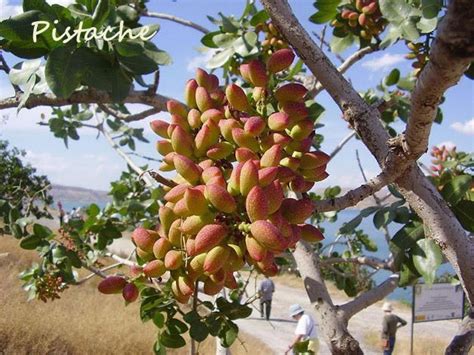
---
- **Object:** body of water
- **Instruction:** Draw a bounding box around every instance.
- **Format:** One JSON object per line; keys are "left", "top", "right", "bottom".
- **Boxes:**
{"left": 320, "top": 209, "right": 454, "bottom": 303}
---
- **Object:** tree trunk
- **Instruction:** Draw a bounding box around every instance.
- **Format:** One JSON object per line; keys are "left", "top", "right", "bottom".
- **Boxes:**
{"left": 293, "top": 241, "right": 363, "bottom": 354}
{"left": 445, "top": 311, "right": 474, "bottom": 354}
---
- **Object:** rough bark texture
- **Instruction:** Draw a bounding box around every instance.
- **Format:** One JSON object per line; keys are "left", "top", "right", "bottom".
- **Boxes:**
{"left": 445, "top": 311, "right": 474, "bottom": 355}
{"left": 0, "top": 89, "right": 170, "bottom": 111}
{"left": 293, "top": 241, "right": 363, "bottom": 355}
{"left": 405, "top": 0, "right": 474, "bottom": 159}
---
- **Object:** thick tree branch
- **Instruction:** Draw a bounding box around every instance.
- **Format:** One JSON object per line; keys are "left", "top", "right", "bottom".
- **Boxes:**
{"left": 0, "top": 89, "right": 171, "bottom": 111}
{"left": 141, "top": 11, "right": 209, "bottom": 34}
{"left": 446, "top": 311, "right": 474, "bottom": 355}
{"left": 98, "top": 104, "right": 159, "bottom": 122}
{"left": 312, "top": 171, "right": 390, "bottom": 212}
{"left": 293, "top": 240, "right": 363, "bottom": 354}
{"left": 405, "top": 0, "right": 474, "bottom": 160}
{"left": 339, "top": 274, "right": 399, "bottom": 320}
{"left": 307, "top": 46, "right": 375, "bottom": 97}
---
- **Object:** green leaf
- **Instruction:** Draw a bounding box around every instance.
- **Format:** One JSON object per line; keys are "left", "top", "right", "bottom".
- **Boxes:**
{"left": 373, "top": 208, "right": 395, "bottom": 229}
{"left": 160, "top": 331, "right": 186, "bottom": 348}
{"left": 384, "top": 69, "right": 400, "bottom": 86}
{"left": 441, "top": 175, "right": 472, "bottom": 205}
{"left": 201, "top": 31, "right": 221, "bottom": 48}
{"left": 400, "top": 20, "right": 420, "bottom": 42}
{"left": 233, "top": 32, "right": 258, "bottom": 57}
{"left": 399, "top": 257, "right": 421, "bottom": 286}
{"left": 417, "top": 16, "right": 438, "bottom": 33}
{"left": 20, "top": 235, "right": 42, "bottom": 249}
{"left": 412, "top": 238, "right": 443, "bottom": 286}
{"left": 167, "top": 318, "right": 188, "bottom": 334}
{"left": 208, "top": 47, "right": 234, "bottom": 69}
{"left": 250, "top": 10, "right": 269, "bottom": 26}
{"left": 330, "top": 34, "right": 355, "bottom": 53}
{"left": 86, "top": 203, "right": 100, "bottom": 218}
{"left": 220, "top": 322, "right": 238, "bottom": 347}
{"left": 91, "top": 0, "right": 110, "bottom": 28}
{"left": 131, "top": 24, "right": 160, "bottom": 39}
{"left": 152, "top": 312, "right": 165, "bottom": 328}
{"left": 143, "top": 42, "right": 172, "bottom": 66}
{"left": 379, "top": 0, "right": 417, "bottom": 23}
{"left": 310, "top": 0, "right": 341, "bottom": 24}
{"left": 339, "top": 214, "right": 362, "bottom": 234}
{"left": 190, "top": 321, "right": 209, "bottom": 342}
{"left": 391, "top": 221, "right": 424, "bottom": 251}
{"left": 421, "top": 0, "right": 441, "bottom": 19}
{"left": 33, "top": 223, "right": 52, "bottom": 238}
{"left": 380, "top": 25, "right": 402, "bottom": 49}
{"left": 219, "top": 13, "right": 239, "bottom": 33}
{"left": 451, "top": 200, "right": 474, "bottom": 232}
{"left": 118, "top": 54, "right": 157, "bottom": 75}
{"left": 213, "top": 33, "right": 238, "bottom": 48}
{"left": 9, "top": 59, "right": 42, "bottom": 85}
{"left": 0, "top": 11, "right": 44, "bottom": 42}
{"left": 45, "top": 46, "right": 83, "bottom": 98}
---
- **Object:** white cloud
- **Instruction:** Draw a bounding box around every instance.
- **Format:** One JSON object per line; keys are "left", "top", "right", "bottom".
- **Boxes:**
{"left": 450, "top": 119, "right": 474, "bottom": 136}
{"left": 361, "top": 53, "right": 405, "bottom": 71}
{"left": 0, "top": 0, "right": 21, "bottom": 20}
{"left": 186, "top": 50, "right": 216, "bottom": 73}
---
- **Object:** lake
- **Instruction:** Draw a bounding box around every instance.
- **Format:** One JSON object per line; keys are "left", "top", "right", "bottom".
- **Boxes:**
{"left": 320, "top": 209, "right": 454, "bottom": 303}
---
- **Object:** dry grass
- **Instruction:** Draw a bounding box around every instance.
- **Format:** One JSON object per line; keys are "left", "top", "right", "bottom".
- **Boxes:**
{"left": 0, "top": 237, "right": 270, "bottom": 354}
{"left": 363, "top": 329, "right": 449, "bottom": 355}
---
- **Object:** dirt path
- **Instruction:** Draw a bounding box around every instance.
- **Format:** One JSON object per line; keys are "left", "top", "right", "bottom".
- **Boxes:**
{"left": 109, "top": 239, "right": 461, "bottom": 354}
{"left": 236, "top": 282, "right": 460, "bottom": 354}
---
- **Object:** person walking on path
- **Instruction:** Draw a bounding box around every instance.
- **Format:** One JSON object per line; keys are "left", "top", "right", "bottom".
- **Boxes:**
{"left": 285, "top": 304, "right": 319, "bottom": 354}
{"left": 258, "top": 276, "right": 275, "bottom": 320}
{"left": 381, "top": 302, "right": 407, "bottom": 355}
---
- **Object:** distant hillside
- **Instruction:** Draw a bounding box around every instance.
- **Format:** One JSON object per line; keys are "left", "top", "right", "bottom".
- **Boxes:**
{"left": 50, "top": 184, "right": 111, "bottom": 210}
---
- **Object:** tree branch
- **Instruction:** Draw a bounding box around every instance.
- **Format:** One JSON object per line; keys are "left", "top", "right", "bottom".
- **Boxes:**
{"left": 339, "top": 274, "right": 399, "bottom": 320}
{"left": 445, "top": 311, "right": 474, "bottom": 355}
{"left": 329, "top": 131, "right": 356, "bottom": 159}
{"left": 141, "top": 11, "right": 209, "bottom": 34}
{"left": 0, "top": 88, "right": 171, "bottom": 111}
{"left": 404, "top": 0, "right": 474, "bottom": 160}
{"left": 292, "top": 240, "right": 363, "bottom": 353}
{"left": 321, "top": 256, "right": 392, "bottom": 271}
{"left": 98, "top": 104, "right": 159, "bottom": 122}
{"left": 0, "top": 53, "right": 21, "bottom": 94}
{"left": 307, "top": 46, "right": 375, "bottom": 97}
{"left": 312, "top": 171, "right": 390, "bottom": 213}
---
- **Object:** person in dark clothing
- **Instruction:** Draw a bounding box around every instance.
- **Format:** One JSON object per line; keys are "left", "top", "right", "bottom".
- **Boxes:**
{"left": 57, "top": 201, "right": 65, "bottom": 226}
{"left": 381, "top": 302, "right": 407, "bottom": 355}
{"left": 258, "top": 277, "right": 275, "bottom": 320}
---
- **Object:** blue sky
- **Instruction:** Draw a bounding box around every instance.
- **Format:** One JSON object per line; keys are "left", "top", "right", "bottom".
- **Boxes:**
{"left": 1, "top": 0, "right": 473, "bottom": 191}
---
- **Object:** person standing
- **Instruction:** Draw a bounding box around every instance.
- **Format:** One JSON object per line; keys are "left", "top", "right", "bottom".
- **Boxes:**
{"left": 285, "top": 304, "right": 319, "bottom": 354}
{"left": 258, "top": 276, "right": 275, "bottom": 320}
{"left": 381, "top": 302, "right": 407, "bottom": 355}
{"left": 57, "top": 201, "right": 65, "bottom": 226}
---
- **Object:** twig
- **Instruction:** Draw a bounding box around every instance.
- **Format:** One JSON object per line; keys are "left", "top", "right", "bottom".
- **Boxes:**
{"left": 312, "top": 31, "right": 344, "bottom": 63}
{"left": 0, "top": 53, "right": 21, "bottom": 94}
{"left": 141, "top": 11, "right": 209, "bottom": 34}
{"left": 77, "top": 262, "right": 123, "bottom": 284}
{"left": 99, "top": 104, "right": 160, "bottom": 122}
{"left": 356, "top": 150, "right": 392, "bottom": 245}
{"left": 329, "top": 131, "right": 356, "bottom": 159}
{"left": 127, "top": 151, "right": 162, "bottom": 163}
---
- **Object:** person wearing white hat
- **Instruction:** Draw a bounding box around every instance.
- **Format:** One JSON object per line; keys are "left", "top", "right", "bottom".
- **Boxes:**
{"left": 381, "top": 301, "right": 407, "bottom": 355}
{"left": 285, "top": 304, "right": 319, "bottom": 354}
